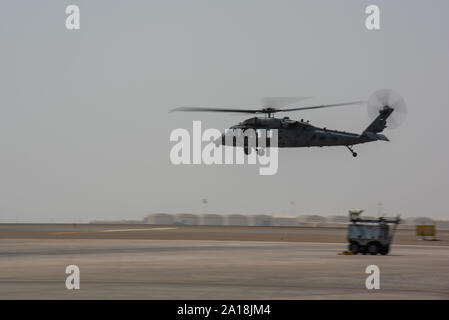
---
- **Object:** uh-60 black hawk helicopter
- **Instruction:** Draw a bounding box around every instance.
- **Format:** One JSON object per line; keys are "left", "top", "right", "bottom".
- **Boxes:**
{"left": 171, "top": 89, "right": 407, "bottom": 157}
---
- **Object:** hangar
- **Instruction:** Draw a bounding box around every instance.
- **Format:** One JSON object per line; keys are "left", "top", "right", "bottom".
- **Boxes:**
{"left": 144, "top": 213, "right": 174, "bottom": 225}
{"left": 298, "top": 215, "right": 326, "bottom": 223}
{"left": 272, "top": 216, "right": 297, "bottom": 226}
{"left": 326, "top": 216, "right": 349, "bottom": 223}
{"left": 224, "top": 214, "right": 249, "bottom": 226}
{"left": 174, "top": 213, "right": 199, "bottom": 225}
{"left": 200, "top": 214, "right": 224, "bottom": 226}
{"left": 249, "top": 215, "right": 272, "bottom": 226}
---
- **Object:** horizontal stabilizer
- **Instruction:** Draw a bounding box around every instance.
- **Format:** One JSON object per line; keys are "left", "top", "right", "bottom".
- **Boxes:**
{"left": 363, "top": 131, "right": 389, "bottom": 141}
{"left": 376, "top": 133, "right": 389, "bottom": 141}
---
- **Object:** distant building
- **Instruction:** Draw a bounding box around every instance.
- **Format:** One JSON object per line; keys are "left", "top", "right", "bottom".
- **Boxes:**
{"left": 326, "top": 216, "right": 349, "bottom": 223}
{"left": 249, "top": 215, "right": 272, "bottom": 226}
{"left": 224, "top": 214, "right": 248, "bottom": 226}
{"left": 404, "top": 217, "right": 434, "bottom": 225}
{"left": 435, "top": 219, "right": 449, "bottom": 230}
{"left": 174, "top": 213, "right": 199, "bottom": 225}
{"left": 298, "top": 215, "right": 326, "bottom": 223}
{"left": 144, "top": 213, "right": 174, "bottom": 225}
{"left": 272, "top": 216, "right": 297, "bottom": 226}
{"left": 90, "top": 219, "right": 143, "bottom": 224}
{"left": 200, "top": 214, "right": 224, "bottom": 226}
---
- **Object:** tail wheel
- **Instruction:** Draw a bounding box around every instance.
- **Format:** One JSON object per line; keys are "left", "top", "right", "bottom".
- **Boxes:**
{"left": 368, "top": 242, "right": 379, "bottom": 255}
{"left": 349, "top": 242, "right": 360, "bottom": 254}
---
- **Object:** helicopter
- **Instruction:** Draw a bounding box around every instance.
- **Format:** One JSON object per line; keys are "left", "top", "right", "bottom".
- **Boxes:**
{"left": 171, "top": 89, "right": 407, "bottom": 157}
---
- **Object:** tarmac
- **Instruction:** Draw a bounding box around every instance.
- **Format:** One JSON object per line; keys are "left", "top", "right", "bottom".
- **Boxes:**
{"left": 0, "top": 224, "right": 448, "bottom": 299}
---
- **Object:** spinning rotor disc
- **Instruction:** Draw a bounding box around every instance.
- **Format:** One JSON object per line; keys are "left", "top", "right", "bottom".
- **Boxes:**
{"left": 367, "top": 89, "right": 407, "bottom": 129}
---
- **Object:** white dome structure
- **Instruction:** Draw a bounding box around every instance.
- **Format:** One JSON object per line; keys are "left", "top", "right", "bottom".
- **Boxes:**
{"left": 405, "top": 217, "right": 434, "bottom": 225}
{"left": 272, "top": 216, "right": 297, "bottom": 226}
{"left": 298, "top": 215, "right": 326, "bottom": 223}
{"left": 144, "top": 213, "right": 174, "bottom": 225}
{"left": 326, "top": 216, "right": 349, "bottom": 223}
{"left": 224, "top": 214, "right": 248, "bottom": 226}
{"left": 200, "top": 214, "right": 224, "bottom": 226}
{"left": 174, "top": 213, "right": 199, "bottom": 225}
{"left": 435, "top": 219, "right": 449, "bottom": 230}
{"left": 249, "top": 215, "right": 272, "bottom": 226}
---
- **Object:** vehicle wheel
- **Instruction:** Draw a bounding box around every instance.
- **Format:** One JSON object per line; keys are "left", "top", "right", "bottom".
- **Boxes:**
{"left": 349, "top": 242, "right": 360, "bottom": 254}
{"left": 380, "top": 247, "right": 389, "bottom": 255}
{"left": 368, "top": 243, "right": 379, "bottom": 255}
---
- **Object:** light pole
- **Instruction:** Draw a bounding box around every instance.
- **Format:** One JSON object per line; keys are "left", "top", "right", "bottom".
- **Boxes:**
{"left": 202, "top": 198, "right": 208, "bottom": 214}
{"left": 289, "top": 200, "right": 296, "bottom": 216}
{"left": 377, "top": 201, "right": 383, "bottom": 217}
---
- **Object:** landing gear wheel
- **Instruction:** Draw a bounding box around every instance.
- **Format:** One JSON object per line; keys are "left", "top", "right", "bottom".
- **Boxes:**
{"left": 349, "top": 242, "right": 360, "bottom": 254}
{"left": 346, "top": 145, "right": 358, "bottom": 157}
{"left": 368, "top": 243, "right": 379, "bottom": 255}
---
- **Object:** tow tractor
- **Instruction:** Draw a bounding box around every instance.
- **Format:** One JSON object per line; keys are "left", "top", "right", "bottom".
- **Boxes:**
{"left": 347, "top": 210, "right": 401, "bottom": 255}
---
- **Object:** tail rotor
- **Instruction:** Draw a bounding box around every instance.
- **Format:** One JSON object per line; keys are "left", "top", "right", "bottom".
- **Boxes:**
{"left": 367, "top": 89, "right": 407, "bottom": 129}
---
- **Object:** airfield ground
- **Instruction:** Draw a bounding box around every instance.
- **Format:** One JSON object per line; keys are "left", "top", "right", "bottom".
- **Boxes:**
{"left": 0, "top": 224, "right": 448, "bottom": 299}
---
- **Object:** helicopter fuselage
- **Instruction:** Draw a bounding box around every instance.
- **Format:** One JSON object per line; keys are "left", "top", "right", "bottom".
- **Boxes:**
{"left": 222, "top": 116, "right": 376, "bottom": 149}
{"left": 173, "top": 91, "right": 399, "bottom": 157}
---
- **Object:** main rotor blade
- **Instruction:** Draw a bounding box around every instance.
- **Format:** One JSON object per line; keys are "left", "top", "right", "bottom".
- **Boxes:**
{"left": 278, "top": 100, "right": 365, "bottom": 112}
{"left": 261, "top": 96, "right": 310, "bottom": 107}
{"left": 171, "top": 100, "right": 366, "bottom": 114}
{"left": 170, "top": 106, "right": 259, "bottom": 114}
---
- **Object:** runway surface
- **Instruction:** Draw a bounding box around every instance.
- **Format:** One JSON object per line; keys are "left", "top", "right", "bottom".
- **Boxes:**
{"left": 1, "top": 223, "right": 448, "bottom": 245}
{"left": 1, "top": 224, "right": 448, "bottom": 299}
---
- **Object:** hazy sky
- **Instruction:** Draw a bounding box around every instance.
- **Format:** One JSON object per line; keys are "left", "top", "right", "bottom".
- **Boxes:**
{"left": 1, "top": 0, "right": 448, "bottom": 222}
